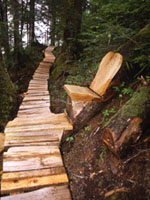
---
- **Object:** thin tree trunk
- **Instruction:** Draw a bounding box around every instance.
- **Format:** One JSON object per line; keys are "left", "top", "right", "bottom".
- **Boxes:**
{"left": 12, "top": 0, "right": 21, "bottom": 61}
{"left": 29, "top": 0, "right": 35, "bottom": 45}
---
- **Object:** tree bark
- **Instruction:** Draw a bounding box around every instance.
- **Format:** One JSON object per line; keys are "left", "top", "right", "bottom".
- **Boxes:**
{"left": 62, "top": 0, "right": 87, "bottom": 59}
{"left": 0, "top": 0, "right": 10, "bottom": 63}
{"left": 29, "top": 0, "right": 35, "bottom": 45}
{"left": 12, "top": 0, "right": 21, "bottom": 61}
{"left": 102, "top": 85, "right": 150, "bottom": 157}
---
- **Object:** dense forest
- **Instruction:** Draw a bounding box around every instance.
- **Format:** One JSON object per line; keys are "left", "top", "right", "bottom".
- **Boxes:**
{"left": 0, "top": 0, "right": 150, "bottom": 199}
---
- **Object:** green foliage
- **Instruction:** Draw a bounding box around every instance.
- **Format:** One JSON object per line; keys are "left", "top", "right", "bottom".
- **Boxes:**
{"left": 84, "top": 126, "right": 90, "bottom": 131}
{"left": 113, "top": 82, "right": 134, "bottom": 99}
{"left": 66, "top": 136, "right": 74, "bottom": 142}
{"left": 99, "top": 146, "right": 107, "bottom": 163}
{"left": 102, "top": 108, "right": 116, "bottom": 122}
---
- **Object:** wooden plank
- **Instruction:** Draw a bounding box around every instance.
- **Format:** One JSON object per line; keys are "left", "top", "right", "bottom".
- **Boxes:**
{"left": 64, "top": 84, "right": 101, "bottom": 102}
{"left": 5, "top": 129, "right": 63, "bottom": 138}
{"left": 21, "top": 100, "right": 49, "bottom": 106}
{"left": 25, "top": 91, "right": 49, "bottom": 95}
{"left": 5, "top": 122, "right": 72, "bottom": 133}
{"left": 23, "top": 95, "right": 49, "bottom": 101}
{"left": 5, "top": 145, "right": 59, "bottom": 154}
{"left": 19, "top": 103, "right": 50, "bottom": 110}
{"left": 28, "top": 85, "right": 48, "bottom": 90}
{"left": 6, "top": 114, "right": 73, "bottom": 130}
{"left": 1, "top": 185, "right": 71, "bottom": 200}
{"left": 2, "top": 167, "right": 66, "bottom": 180}
{"left": 3, "top": 147, "right": 63, "bottom": 171}
{"left": 4, "top": 135, "right": 60, "bottom": 147}
{"left": 1, "top": 174, "right": 68, "bottom": 194}
{"left": 90, "top": 52, "right": 123, "bottom": 96}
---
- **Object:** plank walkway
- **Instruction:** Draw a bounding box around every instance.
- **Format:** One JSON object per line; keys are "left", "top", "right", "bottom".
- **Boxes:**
{"left": 1, "top": 47, "right": 73, "bottom": 200}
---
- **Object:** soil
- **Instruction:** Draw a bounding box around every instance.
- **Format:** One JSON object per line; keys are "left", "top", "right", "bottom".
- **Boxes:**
{"left": 51, "top": 85, "right": 150, "bottom": 200}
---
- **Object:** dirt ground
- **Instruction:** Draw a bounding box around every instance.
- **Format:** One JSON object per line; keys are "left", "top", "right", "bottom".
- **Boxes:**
{"left": 51, "top": 88, "right": 150, "bottom": 200}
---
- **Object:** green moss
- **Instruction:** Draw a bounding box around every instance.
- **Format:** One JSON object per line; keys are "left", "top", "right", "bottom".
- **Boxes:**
{"left": 0, "top": 65, "right": 17, "bottom": 131}
{"left": 104, "top": 86, "right": 150, "bottom": 128}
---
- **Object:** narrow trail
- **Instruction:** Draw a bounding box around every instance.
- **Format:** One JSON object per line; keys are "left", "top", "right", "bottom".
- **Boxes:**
{"left": 1, "top": 47, "right": 73, "bottom": 200}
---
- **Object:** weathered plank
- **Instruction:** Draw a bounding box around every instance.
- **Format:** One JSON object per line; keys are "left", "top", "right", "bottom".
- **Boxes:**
{"left": 23, "top": 95, "right": 50, "bottom": 101}
{"left": 3, "top": 147, "right": 63, "bottom": 171}
{"left": 5, "top": 129, "right": 63, "bottom": 138}
{"left": 4, "top": 135, "right": 60, "bottom": 147}
{"left": 1, "top": 185, "right": 71, "bottom": 200}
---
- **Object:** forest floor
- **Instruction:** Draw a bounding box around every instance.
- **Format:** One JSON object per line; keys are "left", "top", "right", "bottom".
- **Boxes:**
{"left": 50, "top": 82, "right": 150, "bottom": 200}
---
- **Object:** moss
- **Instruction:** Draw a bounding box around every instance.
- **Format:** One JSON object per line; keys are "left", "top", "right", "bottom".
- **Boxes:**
{"left": 0, "top": 65, "right": 17, "bottom": 131}
{"left": 104, "top": 86, "right": 150, "bottom": 130}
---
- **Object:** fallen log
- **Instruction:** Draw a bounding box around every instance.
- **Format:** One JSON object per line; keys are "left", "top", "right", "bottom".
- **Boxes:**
{"left": 102, "top": 85, "right": 150, "bottom": 157}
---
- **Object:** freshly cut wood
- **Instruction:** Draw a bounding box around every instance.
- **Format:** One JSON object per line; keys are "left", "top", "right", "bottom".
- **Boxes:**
{"left": 102, "top": 86, "right": 150, "bottom": 156}
{"left": 7, "top": 113, "right": 73, "bottom": 128}
{"left": 1, "top": 173, "right": 68, "bottom": 194}
{"left": 5, "top": 122, "right": 72, "bottom": 133}
{"left": 90, "top": 52, "right": 122, "bottom": 95}
{"left": 66, "top": 96, "right": 102, "bottom": 130}
{"left": 1, "top": 185, "right": 71, "bottom": 200}
{"left": 2, "top": 167, "right": 66, "bottom": 180}
{"left": 64, "top": 85, "right": 101, "bottom": 102}
{"left": 64, "top": 52, "right": 122, "bottom": 130}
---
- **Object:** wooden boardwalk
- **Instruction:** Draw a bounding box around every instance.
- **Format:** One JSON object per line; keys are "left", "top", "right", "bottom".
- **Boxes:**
{"left": 1, "top": 47, "right": 73, "bottom": 200}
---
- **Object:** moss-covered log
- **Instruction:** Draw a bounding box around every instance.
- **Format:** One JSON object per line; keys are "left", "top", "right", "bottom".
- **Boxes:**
{"left": 102, "top": 85, "right": 150, "bottom": 157}
{"left": 0, "top": 64, "right": 17, "bottom": 131}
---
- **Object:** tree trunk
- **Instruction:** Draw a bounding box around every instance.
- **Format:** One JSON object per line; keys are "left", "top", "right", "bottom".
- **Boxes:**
{"left": 102, "top": 85, "right": 150, "bottom": 157}
{"left": 0, "top": 0, "right": 10, "bottom": 64}
{"left": 62, "top": 0, "right": 86, "bottom": 59}
{"left": 12, "top": 0, "right": 21, "bottom": 61}
{"left": 29, "top": 0, "right": 35, "bottom": 45}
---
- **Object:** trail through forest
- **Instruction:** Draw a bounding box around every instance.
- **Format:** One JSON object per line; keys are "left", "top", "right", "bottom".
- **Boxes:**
{"left": 0, "top": 47, "right": 72, "bottom": 200}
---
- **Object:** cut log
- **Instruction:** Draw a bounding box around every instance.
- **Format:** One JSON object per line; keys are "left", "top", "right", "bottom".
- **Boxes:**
{"left": 102, "top": 86, "right": 150, "bottom": 157}
{"left": 64, "top": 52, "right": 122, "bottom": 130}
{"left": 64, "top": 84, "right": 101, "bottom": 102}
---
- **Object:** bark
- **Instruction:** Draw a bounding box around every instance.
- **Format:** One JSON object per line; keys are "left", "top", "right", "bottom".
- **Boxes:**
{"left": 102, "top": 85, "right": 150, "bottom": 157}
{"left": 62, "top": 0, "right": 86, "bottom": 59}
{"left": 0, "top": 0, "right": 10, "bottom": 62}
{"left": 12, "top": 0, "right": 21, "bottom": 60}
{"left": 29, "top": 0, "right": 35, "bottom": 45}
